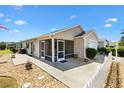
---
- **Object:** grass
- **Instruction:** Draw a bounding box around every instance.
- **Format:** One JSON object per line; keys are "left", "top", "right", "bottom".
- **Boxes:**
{"left": 0, "top": 49, "right": 12, "bottom": 54}
{"left": 0, "top": 76, "right": 18, "bottom": 88}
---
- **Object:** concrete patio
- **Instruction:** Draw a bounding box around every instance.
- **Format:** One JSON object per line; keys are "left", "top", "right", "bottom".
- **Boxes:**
{"left": 12, "top": 54, "right": 102, "bottom": 88}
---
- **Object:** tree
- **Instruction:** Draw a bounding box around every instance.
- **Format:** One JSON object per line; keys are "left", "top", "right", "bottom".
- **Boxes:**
{"left": 0, "top": 44, "right": 6, "bottom": 50}
{"left": 0, "top": 42, "right": 6, "bottom": 50}
{"left": 119, "top": 29, "right": 124, "bottom": 46}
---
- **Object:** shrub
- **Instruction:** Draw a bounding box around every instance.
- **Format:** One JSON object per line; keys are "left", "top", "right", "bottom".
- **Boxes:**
{"left": 97, "top": 48, "right": 109, "bottom": 55}
{"left": 118, "top": 48, "right": 124, "bottom": 57}
{"left": 19, "top": 49, "right": 27, "bottom": 54}
{"left": 106, "top": 47, "right": 124, "bottom": 57}
{"left": 106, "top": 48, "right": 116, "bottom": 56}
{"left": 11, "top": 48, "right": 18, "bottom": 54}
{"left": 111, "top": 49, "right": 116, "bottom": 56}
{"left": 86, "top": 48, "right": 97, "bottom": 59}
{"left": 25, "top": 62, "right": 32, "bottom": 70}
{"left": 0, "top": 44, "right": 6, "bottom": 50}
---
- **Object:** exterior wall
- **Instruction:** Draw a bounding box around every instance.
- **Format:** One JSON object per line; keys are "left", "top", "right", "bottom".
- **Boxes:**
{"left": 98, "top": 41, "right": 105, "bottom": 48}
{"left": 22, "top": 42, "right": 27, "bottom": 49}
{"left": 85, "top": 33, "right": 98, "bottom": 50}
{"left": 54, "top": 27, "right": 83, "bottom": 40}
{"left": 74, "top": 38, "right": 84, "bottom": 58}
{"left": 16, "top": 43, "right": 21, "bottom": 50}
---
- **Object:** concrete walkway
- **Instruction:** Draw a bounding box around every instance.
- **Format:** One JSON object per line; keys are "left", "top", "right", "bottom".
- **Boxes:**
{"left": 12, "top": 54, "right": 101, "bottom": 88}
{"left": 113, "top": 56, "right": 124, "bottom": 63}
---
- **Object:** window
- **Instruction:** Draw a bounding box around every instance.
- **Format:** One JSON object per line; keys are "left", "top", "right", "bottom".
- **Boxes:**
{"left": 26, "top": 42, "right": 29, "bottom": 49}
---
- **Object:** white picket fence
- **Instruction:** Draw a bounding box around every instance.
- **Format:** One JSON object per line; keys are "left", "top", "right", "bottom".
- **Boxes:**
{"left": 84, "top": 52, "right": 112, "bottom": 88}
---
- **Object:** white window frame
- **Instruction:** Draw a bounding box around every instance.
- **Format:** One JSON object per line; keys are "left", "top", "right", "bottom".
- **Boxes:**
{"left": 57, "top": 39, "right": 65, "bottom": 62}
{"left": 40, "top": 40, "right": 45, "bottom": 59}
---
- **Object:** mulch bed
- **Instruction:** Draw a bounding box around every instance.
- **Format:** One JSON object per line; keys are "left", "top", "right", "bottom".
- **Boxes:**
{"left": 105, "top": 62, "right": 124, "bottom": 88}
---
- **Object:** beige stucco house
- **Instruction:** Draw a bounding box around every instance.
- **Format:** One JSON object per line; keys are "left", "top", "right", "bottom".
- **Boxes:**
{"left": 16, "top": 25, "right": 99, "bottom": 62}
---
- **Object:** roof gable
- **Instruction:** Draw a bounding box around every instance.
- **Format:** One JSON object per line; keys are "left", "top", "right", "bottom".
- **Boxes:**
{"left": 75, "top": 30, "right": 99, "bottom": 41}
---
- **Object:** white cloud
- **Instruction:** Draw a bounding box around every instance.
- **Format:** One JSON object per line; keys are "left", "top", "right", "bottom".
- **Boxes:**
{"left": 13, "top": 29, "right": 20, "bottom": 33}
{"left": 105, "top": 18, "right": 118, "bottom": 23}
{"left": 14, "top": 20, "right": 27, "bottom": 25}
{"left": 7, "top": 29, "right": 20, "bottom": 33}
{"left": 104, "top": 24, "right": 112, "bottom": 27}
{"left": 0, "top": 13, "right": 4, "bottom": 18}
{"left": 50, "top": 28, "right": 56, "bottom": 31}
{"left": 108, "top": 18, "right": 118, "bottom": 22}
{"left": 5, "top": 19, "right": 12, "bottom": 22}
{"left": 69, "top": 15, "right": 77, "bottom": 19}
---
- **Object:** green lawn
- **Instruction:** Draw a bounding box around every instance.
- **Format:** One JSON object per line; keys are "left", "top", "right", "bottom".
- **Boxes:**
{"left": 0, "top": 49, "right": 12, "bottom": 54}
{"left": 0, "top": 76, "right": 18, "bottom": 88}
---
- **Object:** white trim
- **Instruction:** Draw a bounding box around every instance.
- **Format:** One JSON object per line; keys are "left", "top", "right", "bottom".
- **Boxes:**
{"left": 37, "top": 40, "right": 40, "bottom": 58}
{"left": 83, "top": 38, "right": 86, "bottom": 58}
{"left": 52, "top": 38, "right": 55, "bottom": 62}
{"left": 40, "top": 40, "right": 45, "bottom": 59}
{"left": 57, "top": 39, "right": 65, "bottom": 62}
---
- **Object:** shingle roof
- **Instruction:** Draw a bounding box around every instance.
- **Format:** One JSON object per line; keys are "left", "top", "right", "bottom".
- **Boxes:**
{"left": 38, "top": 24, "right": 83, "bottom": 38}
{"left": 74, "top": 31, "right": 85, "bottom": 37}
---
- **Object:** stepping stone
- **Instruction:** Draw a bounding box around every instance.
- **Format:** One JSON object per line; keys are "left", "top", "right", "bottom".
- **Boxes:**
{"left": 37, "top": 75, "right": 45, "bottom": 80}
{"left": 22, "top": 83, "right": 32, "bottom": 88}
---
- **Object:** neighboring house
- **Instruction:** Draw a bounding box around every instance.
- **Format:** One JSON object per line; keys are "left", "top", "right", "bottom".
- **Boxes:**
{"left": 109, "top": 42, "right": 116, "bottom": 47}
{"left": 16, "top": 25, "right": 99, "bottom": 62}
{"left": 16, "top": 42, "right": 22, "bottom": 50}
{"left": 7, "top": 42, "right": 16, "bottom": 49}
{"left": 98, "top": 39, "right": 109, "bottom": 48}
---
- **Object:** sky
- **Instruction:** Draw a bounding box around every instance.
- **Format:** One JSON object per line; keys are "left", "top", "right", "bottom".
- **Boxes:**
{"left": 0, "top": 5, "right": 124, "bottom": 42}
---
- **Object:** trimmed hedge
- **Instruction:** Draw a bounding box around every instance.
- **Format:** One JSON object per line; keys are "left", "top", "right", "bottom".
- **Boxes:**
{"left": 86, "top": 48, "right": 97, "bottom": 59}
{"left": 106, "top": 47, "right": 124, "bottom": 57}
{"left": 106, "top": 48, "right": 116, "bottom": 56}
{"left": 118, "top": 48, "right": 124, "bottom": 57}
{"left": 97, "top": 48, "right": 109, "bottom": 55}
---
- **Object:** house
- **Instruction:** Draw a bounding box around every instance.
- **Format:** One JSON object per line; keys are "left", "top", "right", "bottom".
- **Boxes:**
{"left": 6, "top": 42, "right": 16, "bottom": 49}
{"left": 17, "top": 25, "right": 99, "bottom": 62}
{"left": 98, "top": 39, "right": 109, "bottom": 48}
{"left": 0, "top": 42, "right": 16, "bottom": 49}
{"left": 109, "top": 41, "right": 116, "bottom": 47}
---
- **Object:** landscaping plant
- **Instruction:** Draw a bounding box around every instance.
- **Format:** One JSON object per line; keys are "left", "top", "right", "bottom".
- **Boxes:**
{"left": 25, "top": 62, "right": 32, "bottom": 70}
{"left": 86, "top": 48, "right": 97, "bottom": 59}
{"left": 97, "top": 47, "right": 109, "bottom": 55}
{"left": 0, "top": 44, "right": 6, "bottom": 50}
{"left": 118, "top": 48, "right": 124, "bottom": 57}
